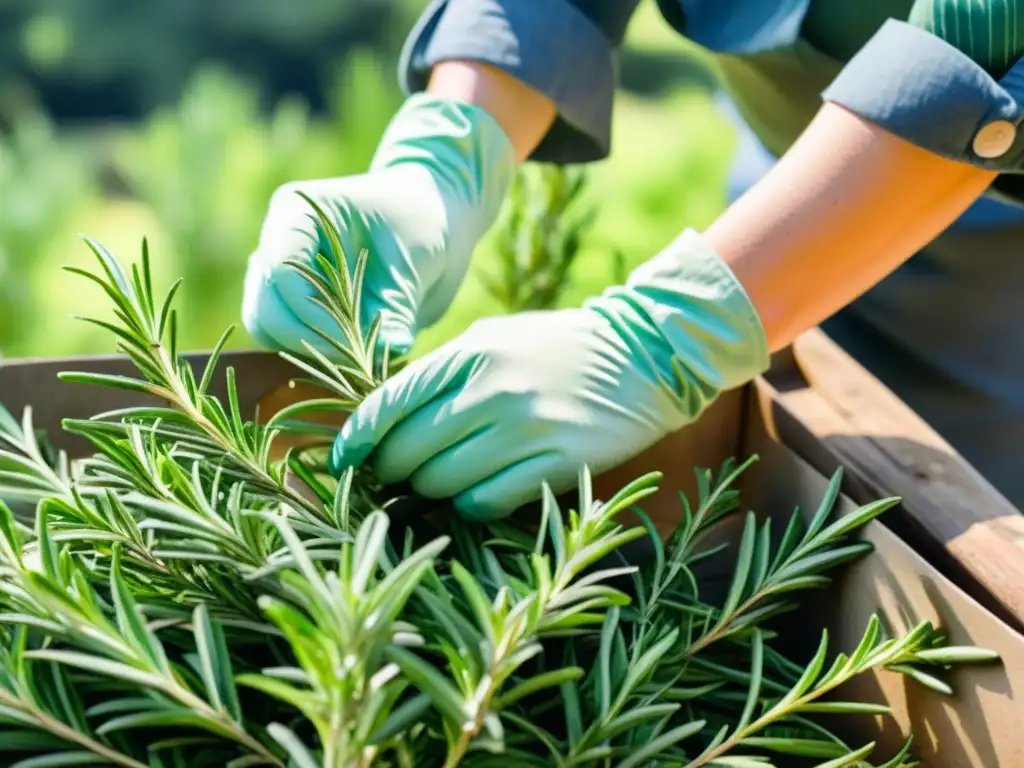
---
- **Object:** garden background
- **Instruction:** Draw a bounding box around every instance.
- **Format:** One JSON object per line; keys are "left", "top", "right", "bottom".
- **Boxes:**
{"left": 0, "top": 0, "right": 740, "bottom": 360}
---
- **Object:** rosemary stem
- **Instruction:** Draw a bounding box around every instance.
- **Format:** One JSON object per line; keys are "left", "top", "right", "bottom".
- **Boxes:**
{"left": 154, "top": 349, "right": 327, "bottom": 524}
{"left": 0, "top": 691, "right": 151, "bottom": 768}
{"left": 684, "top": 670, "right": 859, "bottom": 768}
{"left": 177, "top": 690, "right": 285, "bottom": 767}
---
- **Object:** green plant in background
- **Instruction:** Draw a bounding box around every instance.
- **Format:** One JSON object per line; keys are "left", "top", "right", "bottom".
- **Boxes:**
{"left": 111, "top": 66, "right": 313, "bottom": 349}
{"left": 0, "top": 105, "right": 95, "bottom": 356}
{"left": 110, "top": 51, "right": 404, "bottom": 354}
{"left": 0, "top": 205, "right": 999, "bottom": 766}
{"left": 483, "top": 164, "right": 595, "bottom": 313}
{"left": 319, "top": 48, "right": 406, "bottom": 179}
{"left": 482, "top": 162, "right": 631, "bottom": 314}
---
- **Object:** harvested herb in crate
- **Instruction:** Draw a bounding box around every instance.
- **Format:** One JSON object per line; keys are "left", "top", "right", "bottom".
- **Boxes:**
{"left": 0, "top": 203, "right": 999, "bottom": 767}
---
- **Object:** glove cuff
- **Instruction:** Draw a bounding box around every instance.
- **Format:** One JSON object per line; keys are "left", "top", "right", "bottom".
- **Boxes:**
{"left": 370, "top": 93, "right": 517, "bottom": 237}
{"left": 588, "top": 229, "right": 770, "bottom": 409}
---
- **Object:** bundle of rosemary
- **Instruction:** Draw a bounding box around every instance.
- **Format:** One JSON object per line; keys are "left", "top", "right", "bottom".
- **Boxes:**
{"left": 0, "top": 200, "right": 999, "bottom": 768}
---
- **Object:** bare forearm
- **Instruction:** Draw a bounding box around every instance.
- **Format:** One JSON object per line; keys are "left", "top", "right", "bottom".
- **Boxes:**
{"left": 428, "top": 61, "right": 556, "bottom": 162}
{"left": 704, "top": 103, "right": 997, "bottom": 352}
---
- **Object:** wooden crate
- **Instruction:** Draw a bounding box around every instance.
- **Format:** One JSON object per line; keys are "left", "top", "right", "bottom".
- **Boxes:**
{"left": 2, "top": 346, "right": 1022, "bottom": 766}
{"left": 763, "top": 329, "right": 1024, "bottom": 631}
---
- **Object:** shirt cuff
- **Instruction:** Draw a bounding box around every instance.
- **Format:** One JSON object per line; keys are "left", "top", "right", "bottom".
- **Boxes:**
{"left": 398, "top": 0, "right": 618, "bottom": 164}
{"left": 822, "top": 19, "right": 1024, "bottom": 172}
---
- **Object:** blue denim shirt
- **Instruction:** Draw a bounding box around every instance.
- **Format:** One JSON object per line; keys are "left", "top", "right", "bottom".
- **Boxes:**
{"left": 399, "top": 0, "right": 1024, "bottom": 211}
{"left": 397, "top": 0, "right": 1024, "bottom": 506}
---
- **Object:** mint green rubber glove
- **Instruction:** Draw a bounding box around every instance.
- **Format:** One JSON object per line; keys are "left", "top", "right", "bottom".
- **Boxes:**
{"left": 330, "top": 230, "right": 771, "bottom": 521}
{"left": 243, "top": 94, "right": 515, "bottom": 359}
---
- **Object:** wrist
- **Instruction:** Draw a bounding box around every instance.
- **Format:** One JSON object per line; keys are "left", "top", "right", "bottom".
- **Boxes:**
{"left": 426, "top": 61, "right": 555, "bottom": 162}
{"left": 588, "top": 229, "right": 770, "bottom": 400}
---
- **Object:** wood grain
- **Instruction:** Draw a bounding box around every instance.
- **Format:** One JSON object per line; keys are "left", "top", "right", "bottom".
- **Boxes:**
{"left": 760, "top": 328, "right": 1024, "bottom": 628}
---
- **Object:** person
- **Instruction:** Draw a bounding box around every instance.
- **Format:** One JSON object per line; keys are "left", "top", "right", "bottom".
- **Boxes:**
{"left": 243, "top": 0, "right": 1024, "bottom": 521}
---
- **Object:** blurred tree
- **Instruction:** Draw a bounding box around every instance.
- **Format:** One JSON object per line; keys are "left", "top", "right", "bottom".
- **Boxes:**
{"left": 0, "top": 0, "right": 420, "bottom": 123}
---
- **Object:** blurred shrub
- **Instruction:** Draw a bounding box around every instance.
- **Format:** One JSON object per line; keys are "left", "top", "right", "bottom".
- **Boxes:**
{"left": 318, "top": 49, "right": 406, "bottom": 177}
{"left": 110, "top": 51, "right": 403, "bottom": 350}
{"left": 0, "top": 106, "right": 95, "bottom": 356}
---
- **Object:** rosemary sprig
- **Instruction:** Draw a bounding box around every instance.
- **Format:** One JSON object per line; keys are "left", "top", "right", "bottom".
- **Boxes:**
{"left": 58, "top": 235, "right": 331, "bottom": 526}
{"left": 412, "top": 469, "right": 657, "bottom": 767}
{"left": 683, "top": 616, "right": 989, "bottom": 768}
{"left": 0, "top": 505, "right": 283, "bottom": 765}
{"left": 0, "top": 639, "right": 152, "bottom": 768}
{"left": 0, "top": 192, "right": 1002, "bottom": 767}
{"left": 0, "top": 403, "right": 72, "bottom": 505}
{"left": 237, "top": 511, "right": 450, "bottom": 767}
{"left": 272, "top": 192, "right": 395, "bottom": 405}
{"left": 679, "top": 469, "right": 898, "bottom": 660}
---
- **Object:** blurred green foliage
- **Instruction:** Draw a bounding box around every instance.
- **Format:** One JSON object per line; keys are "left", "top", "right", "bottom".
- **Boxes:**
{"left": 0, "top": 1, "right": 738, "bottom": 362}
{"left": 0, "top": 108, "right": 96, "bottom": 353}
{"left": 108, "top": 51, "right": 403, "bottom": 343}
{"left": 482, "top": 164, "right": 596, "bottom": 313}
{"left": 0, "top": 1, "right": 420, "bottom": 121}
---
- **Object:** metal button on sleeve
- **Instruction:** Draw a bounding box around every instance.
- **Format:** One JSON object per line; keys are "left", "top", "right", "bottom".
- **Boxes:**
{"left": 973, "top": 120, "right": 1017, "bottom": 159}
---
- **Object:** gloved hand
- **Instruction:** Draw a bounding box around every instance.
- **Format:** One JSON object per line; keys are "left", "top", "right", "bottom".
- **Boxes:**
{"left": 243, "top": 94, "right": 516, "bottom": 360}
{"left": 330, "top": 230, "right": 771, "bottom": 521}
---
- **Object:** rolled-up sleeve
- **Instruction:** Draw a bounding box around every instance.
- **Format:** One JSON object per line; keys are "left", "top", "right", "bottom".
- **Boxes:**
{"left": 822, "top": 18, "right": 1024, "bottom": 172}
{"left": 398, "top": 0, "right": 640, "bottom": 163}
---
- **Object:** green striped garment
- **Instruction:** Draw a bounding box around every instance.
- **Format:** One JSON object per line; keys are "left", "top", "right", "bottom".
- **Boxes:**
{"left": 910, "top": 0, "right": 1024, "bottom": 76}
